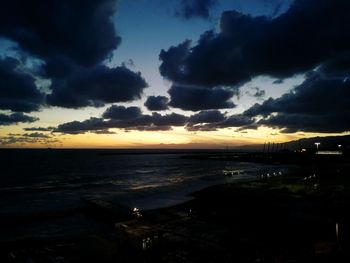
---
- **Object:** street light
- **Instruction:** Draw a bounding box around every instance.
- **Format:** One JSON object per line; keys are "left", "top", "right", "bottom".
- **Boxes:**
{"left": 315, "top": 142, "right": 321, "bottom": 150}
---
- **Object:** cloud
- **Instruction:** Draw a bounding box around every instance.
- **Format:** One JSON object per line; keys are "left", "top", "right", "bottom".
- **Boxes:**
{"left": 22, "top": 132, "right": 50, "bottom": 138}
{"left": 221, "top": 114, "right": 255, "bottom": 127}
{"left": 186, "top": 110, "right": 227, "bottom": 131}
{"left": 246, "top": 72, "right": 350, "bottom": 117}
{"left": 318, "top": 54, "right": 350, "bottom": 79}
{"left": 23, "top": 126, "right": 55, "bottom": 132}
{"left": 0, "top": 57, "right": 44, "bottom": 112}
{"left": 243, "top": 99, "right": 275, "bottom": 117}
{"left": 258, "top": 113, "right": 350, "bottom": 133}
{"left": 168, "top": 85, "right": 236, "bottom": 111}
{"left": 0, "top": 132, "right": 59, "bottom": 145}
{"left": 243, "top": 71, "right": 350, "bottom": 133}
{"left": 261, "top": 0, "right": 289, "bottom": 17}
{"left": 91, "top": 129, "right": 117, "bottom": 134}
{"left": 0, "top": 0, "right": 120, "bottom": 66}
{"left": 0, "top": 112, "right": 39, "bottom": 126}
{"left": 46, "top": 65, "right": 148, "bottom": 108}
{"left": 151, "top": 112, "right": 188, "bottom": 126}
{"left": 160, "top": 0, "right": 350, "bottom": 88}
{"left": 175, "top": 0, "right": 218, "bottom": 19}
{"left": 54, "top": 106, "right": 189, "bottom": 134}
{"left": 186, "top": 114, "right": 254, "bottom": 131}
{"left": 127, "top": 125, "right": 172, "bottom": 131}
{"left": 144, "top": 96, "right": 169, "bottom": 111}
{"left": 272, "top": 79, "right": 284, "bottom": 84}
{"left": 246, "top": 87, "right": 266, "bottom": 99}
{"left": 235, "top": 123, "right": 259, "bottom": 132}
{"left": 159, "top": 36, "right": 250, "bottom": 88}
{"left": 0, "top": 1, "right": 150, "bottom": 111}
{"left": 188, "top": 110, "right": 226, "bottom": 124}
{"left": 102, "top": 105, "right": 142, "bottom": 120}
{"left": 54, "top": 117, "right": 108, "bottom": 134}
{"left": 54, "top": 104, "right": 258, "bottom": 134}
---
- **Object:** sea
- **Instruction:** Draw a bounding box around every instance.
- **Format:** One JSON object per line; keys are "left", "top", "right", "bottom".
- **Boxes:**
{"left": 0, "top": 149, "right": 294, "bottom": 242}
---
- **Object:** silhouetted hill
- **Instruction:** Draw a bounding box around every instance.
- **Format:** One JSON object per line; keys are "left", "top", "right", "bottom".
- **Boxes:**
{"left": 285, "top": 134, "right": 350, "bottom": 151}
{"left": 236, "top": 134, "right": 350, "bottom": 152}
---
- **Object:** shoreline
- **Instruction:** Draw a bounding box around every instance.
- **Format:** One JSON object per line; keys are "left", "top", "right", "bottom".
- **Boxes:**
{"left": 2, "top": 162, "right": 350, "bottom": 262}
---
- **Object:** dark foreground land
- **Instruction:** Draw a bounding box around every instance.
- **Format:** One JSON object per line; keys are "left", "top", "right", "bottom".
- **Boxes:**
{"left": 2, "top": 155, "right": 350, "bottom": 262}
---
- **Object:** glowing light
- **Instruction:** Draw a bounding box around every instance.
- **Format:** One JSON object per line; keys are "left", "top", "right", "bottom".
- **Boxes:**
{"left": 336, "top": 222, "right": 339, "bottom": 243}
{"left": 314, "top": 142, "right": 321, "bottom": 150}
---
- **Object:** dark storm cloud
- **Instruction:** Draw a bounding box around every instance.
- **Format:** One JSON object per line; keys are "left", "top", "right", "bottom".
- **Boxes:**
{"left": 253, "top": 89, "right": 265, "bottom": 99}
{"left": 185, "top": 124, "right": 217, "bottom": 132}
{"left": 91, "top": 129, "right": 116, "bottom": 134}
{"left": 246, "top": 87, "right": 265, "bottom": 99}
{"left": 272, "top": 79, "right": 284, "bottom": 84}
{"left": 235, "top": 123, "right": 259, "bottom": 132}
{"left": 23, "top": 126, "right": 55, "bottom": 132}
{"left": 186, "top": 114, "right": 254, "bottom": 131}
{"left": 108, "top": 111, "right": 187, "bottom": 131}
{"left": 46, "top": 65, "right": 148, "bottom": 108}
{"left": 0, "top": 0, "right": 120, "bottom": 66}
{"left": 160, "top": 0, "right": 350, "bottom": 88}
{"left": 0, "top": 132, "right": 59, "bottom": 145}
{"left": 188, "top": 110, "right": 226, "bottom": 124}
{"left": 261, "top": 0, "right": 289, "bottom": 17}
{"left": 0, "top": 112, "right": 39, "bottom": 126}
{"left": 151, "top": 112, "right": 188, "bottom": 126}
{"left": 159, "top": 40, "right": 191, "bottom": 85}
{"left": 0, "top": 57, "right": 44, "bottom": 112}
{"left": 0, "top": 0, "right": 150, "bottom": 111}
{"left": 54, "top": 107, "right": 189, "bottom": 134}
{"left": 159, "top": 36, "right": 250, "bottom": 88}
{"left": 55, "top": 105, "right": 258, "bottom": 134}
{"left": 221, "top": 114, "right": 255, "bottom": 127}
{"left": 258, "top": 113, "right": 350, "bottom": 133}
{"left": 245, "top": 73, "right": 350, "bottom": 117}
{"left": 22, "top": 132, "right": 50, "bottom": 138}
{"left": 168, "top": 85, "right": 236, "bottom": 111}
{"left": 102, "top": 105, "right": 142, "bottom": 120}
{"left": 244, "top": 72, "right": 350, "bottom": 133}
{"left": 144, "top": 96, "right": 169, "bottom": 111}
{"left": 176, "top": 0, "right": 218, "bottom": 19}
{"left": 186, "top": 110, "right": 226, "bottom": 131}
{"left": 128, "top": 125, "right": 172, "bottom": 131}
{"left": 40, "top": 56, "right": 76, "bottom": 79}
{"left": 54, "top": 117, "right": 108, "bottom": 134}
{"left": 318, "top": 54, "right": 350, "bottom": 79}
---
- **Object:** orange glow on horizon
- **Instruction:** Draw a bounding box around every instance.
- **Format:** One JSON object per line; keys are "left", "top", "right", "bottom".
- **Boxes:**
{"left": 1, "top": 126, "right": 348, "bottom": 149}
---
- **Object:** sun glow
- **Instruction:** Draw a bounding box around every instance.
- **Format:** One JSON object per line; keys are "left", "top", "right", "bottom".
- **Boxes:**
{"left": 2, "top": 123, "right": 348, "bottom": 149}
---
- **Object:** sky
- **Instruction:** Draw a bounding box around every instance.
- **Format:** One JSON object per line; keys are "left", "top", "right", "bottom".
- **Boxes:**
{"left": 0, "top": 0, "right": 349, "bottom": 148}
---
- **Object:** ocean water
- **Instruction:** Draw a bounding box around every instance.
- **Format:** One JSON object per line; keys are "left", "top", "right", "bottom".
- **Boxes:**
{"left": 0, "top": 149, "right": 292, "bottom": 241}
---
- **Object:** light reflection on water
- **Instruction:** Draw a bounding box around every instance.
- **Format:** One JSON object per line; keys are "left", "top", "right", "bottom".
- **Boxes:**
{"left": 0, "top": 149, "right": 298, "bottom": 240}
{"left": 0, "top": 151, "right": 295, "bottom": 209}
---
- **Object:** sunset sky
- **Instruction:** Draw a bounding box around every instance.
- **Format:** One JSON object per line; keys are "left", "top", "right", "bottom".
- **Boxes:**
{"left": 0, "top": 0, "right": 349, "bottom": 148}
